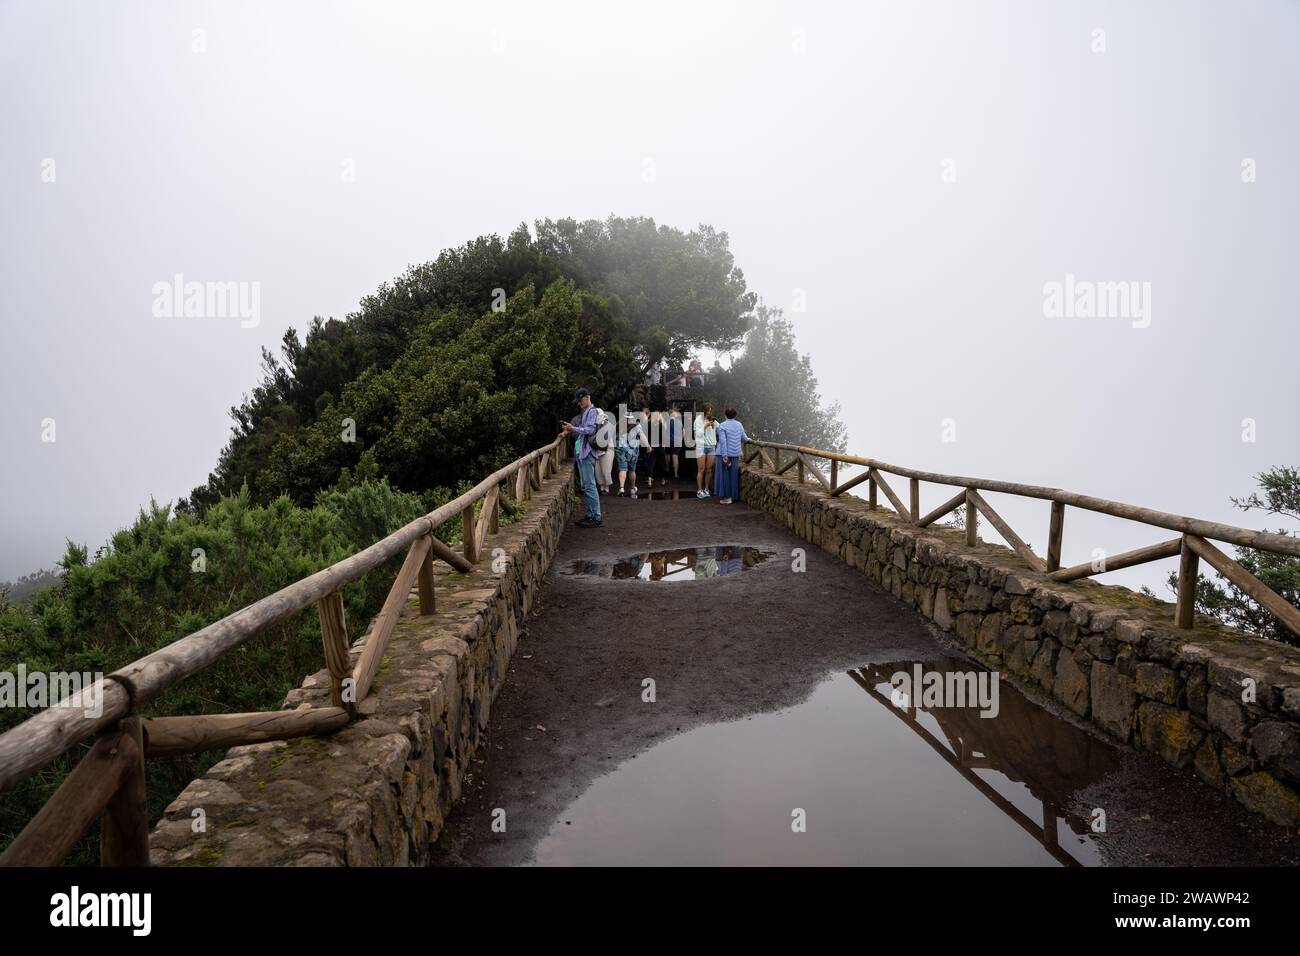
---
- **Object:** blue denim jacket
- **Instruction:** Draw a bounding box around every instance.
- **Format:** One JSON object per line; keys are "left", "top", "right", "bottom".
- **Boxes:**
{"left": 571, "top": 405, "right": 600, "bottom": 460}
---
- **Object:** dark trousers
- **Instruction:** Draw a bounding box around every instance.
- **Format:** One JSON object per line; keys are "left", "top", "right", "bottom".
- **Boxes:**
{"left": 645, "top": 448, "right": 671, "bottom": 481}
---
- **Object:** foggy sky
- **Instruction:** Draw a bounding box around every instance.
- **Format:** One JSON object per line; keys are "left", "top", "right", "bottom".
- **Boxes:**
{"left": 2, "top": 0, "right": 1297, "bottom": 597}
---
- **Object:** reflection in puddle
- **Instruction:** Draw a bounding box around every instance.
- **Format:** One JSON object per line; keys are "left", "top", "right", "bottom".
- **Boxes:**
{"left": 563, "top": 546, "right": 772, "bottom": 582}
{"left": 531, "top": 659, "right": 1120, "bottom": 866}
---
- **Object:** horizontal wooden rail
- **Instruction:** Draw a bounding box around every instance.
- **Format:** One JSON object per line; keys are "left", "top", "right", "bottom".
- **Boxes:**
{"left": 142, "top": 708, "right": 350, "bottom": 758}
{"left": 750, "top": 440, "right": 1300, "bottom": 558}
{"left": 0, "top": 438, "right": 563, "bottom": 796}
{"left": 1050, "top": 538, "right": 1182, "bottom": 583}
{"left": 745, "top": 438, "right": 1300, "bottom": 640}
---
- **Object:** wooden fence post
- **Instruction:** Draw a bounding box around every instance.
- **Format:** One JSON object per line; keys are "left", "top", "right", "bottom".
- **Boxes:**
{"left": 910, "top": 478, "right": 920, "bottom": 523}
{"left": 462, "top": 503, "right": 479, "bottom": 565}
{"left": 1176, "top": 535, "right": 1199, "bottom": 628}
{"left": 965, "top": 489, "right": 977, "bottom": 546}
{"left": 100, "top": 714, "right": 148, "bottom": 866}
{"left": 317, "top": 591, "right": 354, "bottom": 714}
{"left": 1046, "top": 501, "right": 1065, "bottom": 572}
{"left": 830, "top": 459, "right": 838, "bottom": 491}
{"left": 417, "top": 536, "right": 436, "bottom": 614}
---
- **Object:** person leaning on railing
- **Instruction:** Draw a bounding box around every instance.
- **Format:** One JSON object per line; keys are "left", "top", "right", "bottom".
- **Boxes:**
{"left": 712, "top": 407, "right": 750, "bottom": 505}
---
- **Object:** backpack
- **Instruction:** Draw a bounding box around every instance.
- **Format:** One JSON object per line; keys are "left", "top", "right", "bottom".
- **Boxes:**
{"left": 592, "top": 408, "right": 613, "bottom": 451}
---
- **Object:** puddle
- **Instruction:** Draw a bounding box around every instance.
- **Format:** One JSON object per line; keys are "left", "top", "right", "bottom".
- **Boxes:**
{"left": 562, "top": 546, "right": 773, "bottom": 582}
{"left": 530, "top": 658, "right": 1120, "bottom": 866}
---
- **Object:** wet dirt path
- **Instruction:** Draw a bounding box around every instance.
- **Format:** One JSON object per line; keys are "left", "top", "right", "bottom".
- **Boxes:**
{"left": 430, "top": 477, "right": 1300, "bottom": 866}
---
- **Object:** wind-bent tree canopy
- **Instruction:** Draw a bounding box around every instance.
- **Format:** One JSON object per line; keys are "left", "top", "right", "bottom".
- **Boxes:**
{"left": 183, "top": 216, "right": 755, "bottom": 511}
{"left": 534, "top": 216, "right": 756, "bottom": 373}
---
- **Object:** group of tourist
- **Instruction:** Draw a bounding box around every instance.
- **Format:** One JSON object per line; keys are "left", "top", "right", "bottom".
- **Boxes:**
{"left": 560, "top": 388, "right": 751, "bottom": 528}
{"left": 647, "top": 357, "right": 712, "bottom": 388}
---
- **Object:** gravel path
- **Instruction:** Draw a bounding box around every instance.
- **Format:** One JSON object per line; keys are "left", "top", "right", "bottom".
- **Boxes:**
{"left": 430, "top": 477, "right": 1300, "bottom": 866}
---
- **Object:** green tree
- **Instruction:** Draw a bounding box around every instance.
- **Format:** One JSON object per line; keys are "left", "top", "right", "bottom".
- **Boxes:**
{"left": 0, "top": 479, "right": 440, "bottom": 863}
{"left": 706, "top": 303, "right": 847, "bottom": 452}
{"left": 1, "top": 216, "right": 812, "bottom": 863}
{"left": 0, "top": 568, "right": 62, "bottom": 605}
{"left": 184, "top": 218, "right": 751, "bottom": 511}
{"left": 535, "top": 216, "right": 756, "bottom": 377}
{"left": 1157, "top": 466, "right": 1300, "bottom": 645}
{"left": 249, "top": 279, "right": 624, "bottom": 504}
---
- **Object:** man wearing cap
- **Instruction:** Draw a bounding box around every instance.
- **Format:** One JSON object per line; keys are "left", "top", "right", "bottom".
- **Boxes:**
{"left": 561, "top": 387, "right": 603, "bottom": 527}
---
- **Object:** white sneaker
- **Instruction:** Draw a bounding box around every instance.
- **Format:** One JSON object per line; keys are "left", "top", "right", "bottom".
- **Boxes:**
{"left": 696, "top": 490, "right": 706, "bottom": 499}
{"left": 703, "top": 490, "right": 711, "bottom": 498}
{"left": 719, "top": 497, "right": 732, "bottom": 505}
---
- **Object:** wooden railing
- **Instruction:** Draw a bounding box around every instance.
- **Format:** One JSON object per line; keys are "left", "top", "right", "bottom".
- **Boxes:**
{"left": 744, "top": 440, "right": 1300, "bottom": 641}
{"left": 0, "top": 438, "right": 568, "bottom": 866}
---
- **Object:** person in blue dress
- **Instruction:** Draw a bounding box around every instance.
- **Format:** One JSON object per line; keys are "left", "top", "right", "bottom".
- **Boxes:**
{"left": 712, "top": 406, "right": 750, "bottom": 504}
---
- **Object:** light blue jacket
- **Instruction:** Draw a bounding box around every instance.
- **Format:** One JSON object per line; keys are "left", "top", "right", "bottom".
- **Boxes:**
{"left": 714, "top": 418, "right": 750, "bottom": 458}
{"left": 617, "top": 422, "right": 644, "bottom": 451}
{"left": 571, "top": 405, "right": 600, "bottom": 461}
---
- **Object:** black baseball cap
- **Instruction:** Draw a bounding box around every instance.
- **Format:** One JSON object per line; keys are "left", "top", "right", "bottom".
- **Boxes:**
{"left": 574, "top": 387, "right": 591, "bottom": 402}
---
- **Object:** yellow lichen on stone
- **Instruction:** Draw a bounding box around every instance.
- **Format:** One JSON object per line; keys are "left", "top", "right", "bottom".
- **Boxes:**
{"left": 1229, "top": 772, "right": 1300, "bottom": 829}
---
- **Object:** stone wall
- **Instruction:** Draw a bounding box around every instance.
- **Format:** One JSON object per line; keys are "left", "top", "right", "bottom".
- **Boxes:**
{"left": 149, "top": 463, "right": 577, "bottom": 866}
{"left": 742, "top": 465, "right": 1300, "bottom": 828}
